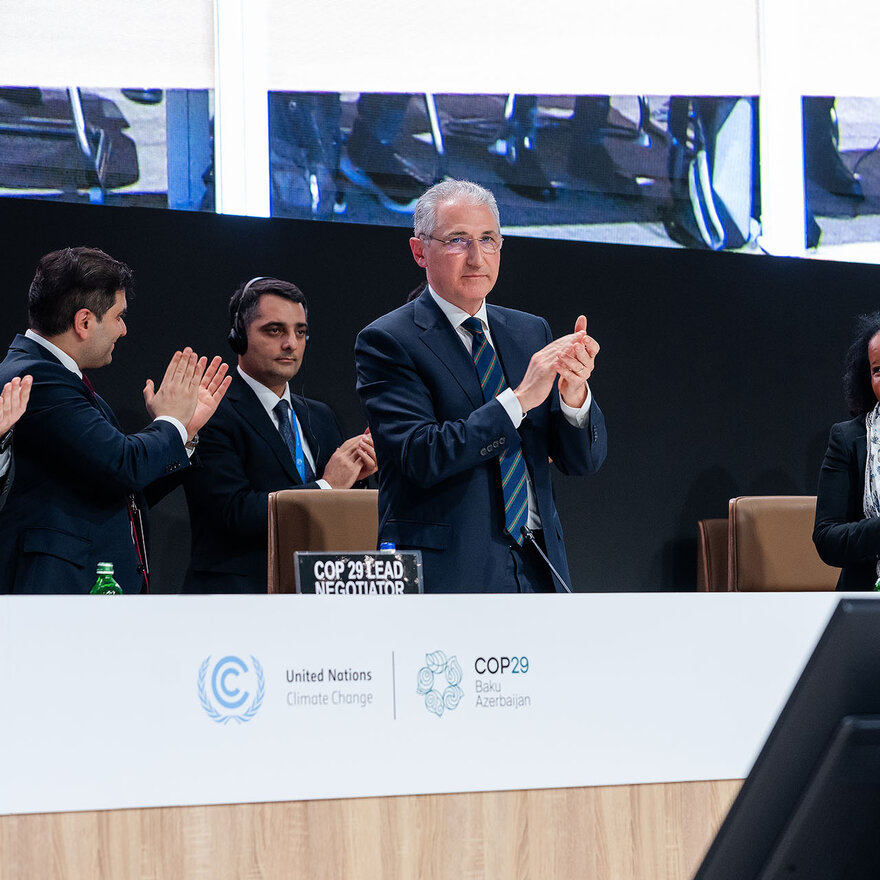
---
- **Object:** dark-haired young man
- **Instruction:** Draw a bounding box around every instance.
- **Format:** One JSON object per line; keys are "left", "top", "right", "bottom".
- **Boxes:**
{"left": 183, "top": 277, "right": 376, "bottom": 593}
{"left": 0, "top": 246, "right": 231, "bottom": 594}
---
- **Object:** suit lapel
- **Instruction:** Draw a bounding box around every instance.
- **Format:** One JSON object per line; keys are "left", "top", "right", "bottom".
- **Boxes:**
{"left": 228, "top": 379, "right": 301, "bottom": 484}
{"left": 414, "top": 291, "right": 484, "bottom": 408}
{"left": 486, "top": 306, "right": 531, "bottom": 389}
{"left": 856, "top": 420, "right": 868, "bottom": 477}
{"left": 291, "top": 395, "right": 323, "bottom": 476}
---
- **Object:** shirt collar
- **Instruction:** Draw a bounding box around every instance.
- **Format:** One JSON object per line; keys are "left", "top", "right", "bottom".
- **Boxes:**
{"left": 428, "top": 285, "right": 489, "bottom": 331}
{"left": 25, "top": 329, "right": 82, "bottom": 377}
{"left": 237, "top": 364, "right": 292, "bottom": 416}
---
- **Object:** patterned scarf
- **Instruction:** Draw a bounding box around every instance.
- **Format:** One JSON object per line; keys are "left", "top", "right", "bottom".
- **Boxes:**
{"left": 863, "top": 402, "right": 880, "bottom": 577}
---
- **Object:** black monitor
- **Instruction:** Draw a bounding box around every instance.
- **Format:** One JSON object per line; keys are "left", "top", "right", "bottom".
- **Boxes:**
{"left": 694, "top": 597, "right": 880, "bottom": 880}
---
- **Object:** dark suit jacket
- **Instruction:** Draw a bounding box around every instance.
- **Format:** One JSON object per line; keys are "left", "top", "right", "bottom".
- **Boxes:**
{"left": 183, "top": 375, "right": 345, "bottom": 593}
{"left": 355, "top": 289, "right": 607, "bottom": 593}
{"left": 0, "top": 334, "right": 189, "bottom": 594}
{"left": 813, "top": 414, "right": 880, "bottom": 590}
{"left": 0, "top": 451, "right": 13, "bottom": 512}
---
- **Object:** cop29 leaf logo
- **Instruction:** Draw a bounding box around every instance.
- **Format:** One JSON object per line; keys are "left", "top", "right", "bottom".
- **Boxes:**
{"left": 198, "top": 655, "right": 265, "bottom": 724}
{"left": 416, "top": 650, "right": 463, "bottom": 717}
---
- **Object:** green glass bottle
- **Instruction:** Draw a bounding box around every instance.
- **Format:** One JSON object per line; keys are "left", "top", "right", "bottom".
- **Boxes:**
{"left": 874, "top": 577, "right": 880, "bottom": 593}
{"left": 89, "top": 562, "right": 123, "bottom": 595}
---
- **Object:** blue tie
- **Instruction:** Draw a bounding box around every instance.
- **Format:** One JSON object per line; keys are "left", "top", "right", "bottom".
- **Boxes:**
{"left": 462, "top": 317, "right": 528, "bottom": 546}
{"left": 274, "top": 399, "right": 313, "bottom": 483}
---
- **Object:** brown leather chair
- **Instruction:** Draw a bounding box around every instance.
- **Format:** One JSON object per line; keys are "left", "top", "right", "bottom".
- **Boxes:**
{"left": 267, "top": 489, "right": 379, "bottom": 593}
{"left": 696, "top": 518, "right": 729, "bottom": 591}
{"left": 727, "top": 495, "right": 840, "bottom": 591}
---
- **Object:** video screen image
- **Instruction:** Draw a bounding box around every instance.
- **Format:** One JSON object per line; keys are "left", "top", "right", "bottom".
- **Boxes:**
{"left": 2, "top": 85, "right": 878, "bottom": 260}
{"left": 0, "top": 86, "right": 213, "bottom": 211}
{"left": 268, "top": 91, "right": 880, "bottom": 257}
{"left": 805, "top": 96, "right": 880, "bottom": 255}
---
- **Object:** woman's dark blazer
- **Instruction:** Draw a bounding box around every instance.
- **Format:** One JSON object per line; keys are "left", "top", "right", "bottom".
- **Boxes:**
{"left": 813, "top": 414, "right": 880, "bottom": 590}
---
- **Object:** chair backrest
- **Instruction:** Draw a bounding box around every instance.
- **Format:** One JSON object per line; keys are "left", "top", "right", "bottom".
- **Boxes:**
{"left": 727, "top": 495, "right": 840, "bottom": 591}
{"left": 697, "top": 518, "right": 729, "bottom": 591}
{"left": 267, "top": 489, "right": 379, "bottom": 593}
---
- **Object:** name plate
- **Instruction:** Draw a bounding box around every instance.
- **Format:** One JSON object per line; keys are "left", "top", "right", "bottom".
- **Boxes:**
{"left": 294, "top": 550, "right": 424, "bottom": 594}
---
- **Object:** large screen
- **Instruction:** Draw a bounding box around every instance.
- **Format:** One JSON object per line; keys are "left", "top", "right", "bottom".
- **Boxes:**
{"left": 0, "top": 0, "right": 878, "bottom": 262}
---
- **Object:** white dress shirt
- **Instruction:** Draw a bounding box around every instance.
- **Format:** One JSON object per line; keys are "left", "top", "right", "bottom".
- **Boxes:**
{"left": 237, "top": 366, "right": 330, "bottom": 489}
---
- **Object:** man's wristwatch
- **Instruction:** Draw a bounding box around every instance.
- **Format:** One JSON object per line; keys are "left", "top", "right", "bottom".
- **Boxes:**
{"left": 185, "top": 433, "right": 199, "bottom": 452}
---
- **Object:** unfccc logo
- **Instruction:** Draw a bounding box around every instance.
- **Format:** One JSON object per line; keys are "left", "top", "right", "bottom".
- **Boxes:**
{"left": 198, "top": 655, "right": 265, "bottom": 724}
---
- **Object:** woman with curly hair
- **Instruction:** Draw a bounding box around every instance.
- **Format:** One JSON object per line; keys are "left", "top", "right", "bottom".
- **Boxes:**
{"left": 813, "top": 311, "right": 880, "bottom": 589}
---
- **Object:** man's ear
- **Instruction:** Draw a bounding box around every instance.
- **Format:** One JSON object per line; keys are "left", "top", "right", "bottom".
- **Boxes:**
{"left": 72, "top": 308, "right": 92, "bottom": 340}
{"left": 409, "top": 236, "right": 427, "bottom": 268}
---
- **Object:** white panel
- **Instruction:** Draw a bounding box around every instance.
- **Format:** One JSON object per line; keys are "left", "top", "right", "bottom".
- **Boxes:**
{"left": 798, "top": 0, "right": 880, "bottom": 95}
{"left": 214, "top": 0, "right": 271, "bottom": 216}
{"left": 0, "top": 1, "right": 214, "bottom": 88}
{"left": 0, "top": 592, "right": 852, "bottom": 816}
{"left": 265, "top": 0, "right": 762, "bottom": 95}
{"left": 756, "top": 0, "right": 806, "bottom": 257}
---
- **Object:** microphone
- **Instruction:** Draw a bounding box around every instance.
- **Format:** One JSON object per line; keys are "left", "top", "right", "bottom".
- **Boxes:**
{"left": 521, "top": 526, "right": 573, "bottom": 593}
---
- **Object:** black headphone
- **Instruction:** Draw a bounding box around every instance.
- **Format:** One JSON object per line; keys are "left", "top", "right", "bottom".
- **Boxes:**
{"left": 227, "top": 276, "right": 267, "bottom": 355}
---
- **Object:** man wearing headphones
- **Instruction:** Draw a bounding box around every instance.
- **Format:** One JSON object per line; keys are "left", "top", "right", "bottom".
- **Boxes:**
{"left": 183, "top": 277, "right": 376, "bottom": 593}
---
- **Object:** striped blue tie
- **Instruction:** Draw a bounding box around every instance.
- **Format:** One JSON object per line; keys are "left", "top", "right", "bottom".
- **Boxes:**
{"left": 275, "top": 399, "right": 313, "bottom": 483}
{"left": 462, "top": 317, "right": 528, "bottom": 546}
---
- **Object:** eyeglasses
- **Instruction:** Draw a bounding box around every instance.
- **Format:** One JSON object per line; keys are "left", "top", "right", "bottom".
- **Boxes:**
{"left": 420, "top": 234, "right": 504, "bottom": 255}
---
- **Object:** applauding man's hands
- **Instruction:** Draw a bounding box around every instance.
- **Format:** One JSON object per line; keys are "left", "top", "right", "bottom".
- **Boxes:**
{"left": 0, "top": 375, "right": 33, "bottom": 436}
{"left": 144, "top": 349, "right": 232, "bottom": 439}
{"left": 514, "top": 315, "right": 599, "bottom": 413}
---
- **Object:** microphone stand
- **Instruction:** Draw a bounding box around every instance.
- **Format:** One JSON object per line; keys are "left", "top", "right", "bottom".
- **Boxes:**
{"left": 521, "top": 526, "right": 573, "bottom": 593}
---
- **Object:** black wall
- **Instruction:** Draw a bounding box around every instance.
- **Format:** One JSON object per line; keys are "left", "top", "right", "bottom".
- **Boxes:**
{"left": 2, "top": 197, "right": 877, "bottom": 591}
